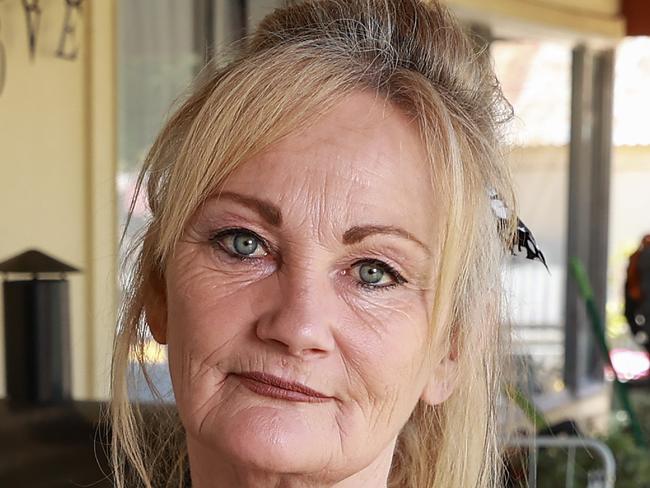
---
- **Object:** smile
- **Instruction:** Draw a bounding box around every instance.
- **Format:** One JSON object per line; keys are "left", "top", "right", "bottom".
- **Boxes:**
{"left": 234, "top": 372, "right": 332, "bottom": 403}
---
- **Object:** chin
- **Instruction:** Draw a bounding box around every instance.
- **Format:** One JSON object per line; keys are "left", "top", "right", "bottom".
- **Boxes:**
{"left": 210, "top": 405, "right": 338, "bottom": 474}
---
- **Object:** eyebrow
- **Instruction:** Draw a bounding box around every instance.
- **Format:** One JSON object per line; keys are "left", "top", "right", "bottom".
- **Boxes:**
{"left": 216, "top": 192, "right": 431, "bottom": 256}
{"left": 218, "top": 191, "right": 283, "bottom": 226}
{"left": 343, "top": 225, "right": 432, "bottom": 256}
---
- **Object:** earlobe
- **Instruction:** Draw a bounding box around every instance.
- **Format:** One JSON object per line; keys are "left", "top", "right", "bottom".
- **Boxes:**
{"left": 420, "top": 357, "right": 458, "bottom": 406}
{"left": 144, "top": 278, "right": 168, "bottom": 345}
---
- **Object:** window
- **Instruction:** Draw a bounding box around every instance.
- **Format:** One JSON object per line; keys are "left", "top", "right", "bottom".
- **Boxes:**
{"left": 117, "top": 0, "right": 253, "bottom": 401}
{"left": 492, "top": 40, "right": 573, "bottom": 397}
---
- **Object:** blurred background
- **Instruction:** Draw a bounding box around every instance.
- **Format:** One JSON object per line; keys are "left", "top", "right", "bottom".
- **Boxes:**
{"left": 0, "top": 0, "right": 649, "bottom": 486}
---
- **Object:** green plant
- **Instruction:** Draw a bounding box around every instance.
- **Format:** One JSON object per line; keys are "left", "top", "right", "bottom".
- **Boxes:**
{"left": 604, "top": 427, "right": 650, "bottom": 487}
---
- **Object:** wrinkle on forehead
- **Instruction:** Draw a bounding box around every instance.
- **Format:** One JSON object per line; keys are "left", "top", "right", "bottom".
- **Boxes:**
{"left": 210, "top": 90, "right": 440, "bottom": 251}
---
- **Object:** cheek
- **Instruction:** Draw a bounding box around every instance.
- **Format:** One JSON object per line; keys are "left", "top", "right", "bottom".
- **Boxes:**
{"left": 164, "top": 245, "right": 267, "bottom": 411}
{"left": 340, "top": 287, "right": 430, "bottom": 359}
{"left": 166, "top": 243, "right": 268, "bottom": 337}
{"left": 336, "top": 289, "right": 432, "bottom": 414}
{"left": 167, "top": 266, "right": 249, "bottom": 348}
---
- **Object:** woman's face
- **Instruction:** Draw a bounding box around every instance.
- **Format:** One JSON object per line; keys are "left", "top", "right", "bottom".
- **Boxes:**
{"left": 157, "top": 91, "right": 453, "bottom": 486}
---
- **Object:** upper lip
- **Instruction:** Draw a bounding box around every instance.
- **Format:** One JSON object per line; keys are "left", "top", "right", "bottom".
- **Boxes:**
{"left": 236, "top": 371, "right": 331, "bottom": 399}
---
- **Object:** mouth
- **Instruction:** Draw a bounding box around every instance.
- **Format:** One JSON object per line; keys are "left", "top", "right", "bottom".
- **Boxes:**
{"left": 233, "top": 372, "right": 332, "bottom": 403}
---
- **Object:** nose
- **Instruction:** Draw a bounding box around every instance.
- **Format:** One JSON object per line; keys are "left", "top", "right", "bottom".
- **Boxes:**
{"left": 255, "top": 270, "right": 336, "bottom": 359}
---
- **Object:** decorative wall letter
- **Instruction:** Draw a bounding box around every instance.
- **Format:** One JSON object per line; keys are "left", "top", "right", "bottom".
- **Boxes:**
{"left": 0, "top": 11, "right": 5, "bottom": 95}
{"left": 22, "top": 0, "right": 41, "bottom": 60}
{"left": 56, "top": 0, "right": 84, "bottom": 60}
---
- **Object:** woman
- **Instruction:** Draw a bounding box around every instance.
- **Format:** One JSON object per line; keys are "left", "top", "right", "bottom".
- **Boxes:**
{"left": 111, "top": 1, "right": 521, "bottom": 486}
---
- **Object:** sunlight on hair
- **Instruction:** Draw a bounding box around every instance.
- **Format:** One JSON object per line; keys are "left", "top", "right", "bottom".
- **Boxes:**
{"left": 129, "top": 339, "right": 168, "bottom": 365}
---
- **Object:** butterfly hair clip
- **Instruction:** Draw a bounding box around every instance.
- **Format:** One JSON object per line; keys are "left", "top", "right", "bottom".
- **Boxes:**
{"left": 489, "top": 190, "right": 548, "bottom": 271}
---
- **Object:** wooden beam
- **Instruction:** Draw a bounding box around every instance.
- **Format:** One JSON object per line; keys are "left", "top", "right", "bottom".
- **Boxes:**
{"left": 622, "top": 0, "right": 650, "bottom": 35}
{"left": 83, "top": 0, "right": 118, "bottom": 400}
{"left": 564, "top": 46, "right": 614, "bottom": 393}
{"left": 446, "top": 0, "right": 625, "bottom": 39}
{"left": 535, "top": 0, "right": 620, "bottom": 17}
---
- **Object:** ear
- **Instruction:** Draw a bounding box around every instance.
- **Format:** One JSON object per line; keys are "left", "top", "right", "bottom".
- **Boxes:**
{"left": 144, "top": 274, "right": 168, "bottom": 345}
{"left": 420, "top": 355, "right": 458, "bottom": 406}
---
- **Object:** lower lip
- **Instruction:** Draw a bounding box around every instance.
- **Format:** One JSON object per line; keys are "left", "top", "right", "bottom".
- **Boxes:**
{"left": 235, "top": 375, "right": 330, "bottom": 403}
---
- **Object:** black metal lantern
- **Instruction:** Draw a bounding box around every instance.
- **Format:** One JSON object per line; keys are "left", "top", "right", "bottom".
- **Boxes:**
{"left": 0, "top": 249, "right": 79, "bottom": 408}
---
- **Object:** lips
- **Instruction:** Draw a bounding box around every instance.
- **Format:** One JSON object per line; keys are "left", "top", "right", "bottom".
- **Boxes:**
{"left": 234, "top": 372, "right": 332, "bottom": 403}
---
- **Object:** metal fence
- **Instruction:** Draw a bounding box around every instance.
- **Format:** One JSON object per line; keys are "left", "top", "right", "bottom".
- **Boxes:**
{"left": 507, "top": 436, "right": 616, "bottom": 488}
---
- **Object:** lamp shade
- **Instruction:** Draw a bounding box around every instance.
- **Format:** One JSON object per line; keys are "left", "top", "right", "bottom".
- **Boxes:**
{"left": 0, "top": 249, "right": 79, "bottom": 274}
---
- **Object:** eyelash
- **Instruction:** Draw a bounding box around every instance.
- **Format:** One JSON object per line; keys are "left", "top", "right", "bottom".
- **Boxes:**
{"left": 208, "top": 227, "right": 408, "bottom": 291}
{"left": 350, "top": 259, "right": 407, "bottom": 292}
{"left": 209, "top": 227, "right": 272, "bottom": 262}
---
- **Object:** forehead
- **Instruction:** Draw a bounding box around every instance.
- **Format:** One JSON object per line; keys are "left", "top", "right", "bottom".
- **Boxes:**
{"left": 218, "top": 91, "right": 440, "bottom": 236}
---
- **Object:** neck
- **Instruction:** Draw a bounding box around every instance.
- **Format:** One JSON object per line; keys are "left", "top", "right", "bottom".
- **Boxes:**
{"left": 186, "top": 436, "right": 396, "bottom": 488}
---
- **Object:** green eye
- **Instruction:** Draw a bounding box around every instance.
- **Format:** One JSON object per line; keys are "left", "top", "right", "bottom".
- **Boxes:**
{"left": 353, "top": 259, "right": 405, "bottom": 289}
{"left": 359, "top": 263, "right": 385, "bottom": 284}
{"left": 211, "top": 229, "right": 268, "bottom": 259}
{"left": 233, "top": 233, "right": 259, "bottom": 256}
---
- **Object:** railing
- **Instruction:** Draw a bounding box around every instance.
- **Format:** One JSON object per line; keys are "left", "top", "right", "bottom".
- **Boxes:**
{"left": 507, "top": 436, "right": 616, "bottom": 488}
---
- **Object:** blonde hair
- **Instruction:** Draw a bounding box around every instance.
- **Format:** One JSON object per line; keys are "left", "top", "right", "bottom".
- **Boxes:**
{"left": 110, "top": 1, "right": 517, "bottom": 487}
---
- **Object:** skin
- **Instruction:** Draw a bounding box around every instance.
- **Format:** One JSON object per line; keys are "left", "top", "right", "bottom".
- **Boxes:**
{"left": 148, "top": 91, "right": 456, "bottom": 487}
